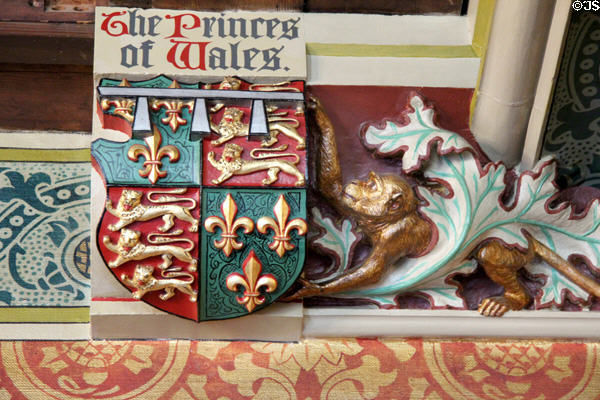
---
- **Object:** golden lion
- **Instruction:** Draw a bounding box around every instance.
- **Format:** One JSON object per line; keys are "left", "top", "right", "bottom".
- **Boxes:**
{"left": 121, "top": 264, "right": 197, "bottom": 302}
{"left": 106, "top": 189, "right": 198, "bottom": 233}
{"left": 103, "top": 228, "right": 197, "bottom": 271}
{"left": 207, "top": 143, "right": 305, "bottom": 186}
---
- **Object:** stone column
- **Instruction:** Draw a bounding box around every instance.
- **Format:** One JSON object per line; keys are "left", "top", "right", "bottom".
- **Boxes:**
{"left": 471, "top": 0, "right": 557, "bottom": 166}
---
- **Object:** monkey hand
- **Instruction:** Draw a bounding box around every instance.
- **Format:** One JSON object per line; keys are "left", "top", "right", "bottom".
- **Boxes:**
{"left": 306, "top": 94, "right": 323, "bottom": 111}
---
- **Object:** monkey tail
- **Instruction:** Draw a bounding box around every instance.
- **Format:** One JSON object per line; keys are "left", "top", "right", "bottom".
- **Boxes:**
{"left": 147, "top": 189, "right": 197, "bottom": 210}
{"left": 250, "top": 145, "right": 300, "bottom": 164}
{"left": 524, "top": 231, "right": 600, "bottom": 298}
{"left": 147, "top": 230, "right": 195, "bottom": 251}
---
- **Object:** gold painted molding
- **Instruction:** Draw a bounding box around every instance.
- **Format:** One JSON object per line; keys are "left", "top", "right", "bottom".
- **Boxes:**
{"left": 0, "top": 307, "right": 89, "bottom": 323}
{"left": 307, "top": 43, "right": 477, "bottom": 58}
{"left": 470, "top": 0, "right": 498, "bottom": 119}
{"left": 0, "top": 148, "right": 90, "bottom": 162}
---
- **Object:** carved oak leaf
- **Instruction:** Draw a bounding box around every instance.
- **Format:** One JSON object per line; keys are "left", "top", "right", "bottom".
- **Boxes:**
{"left": 351, "top": 94, "right": 600, "bottom": 309}
{"left": 363, "top": 94, "right": 473, "bottom": 173}
{"left": 310, "top": 207, "right": 360, "bottom": 284}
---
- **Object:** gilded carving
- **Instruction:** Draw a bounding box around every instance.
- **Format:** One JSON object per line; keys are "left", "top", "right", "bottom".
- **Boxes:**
{"left": 262, "top": 107, "right": 306, "bottom": 150}
{"left": 287, "top": 97, "right": 432, "bottom": 299}
{"left": 150, "top": 81, "right": 194, "bottom": 133}
{"left": 209, "top": 106, "right": 305, "bottom": 150}
{"left": 204, "top": 193, "right": 254, "bottom": 257}
{"left": 100, "top": 98, "right": 135, "bottom": 123}
{"left": 100, "top": 78, "right": 135, "bottom": 122}
{"left": 103, "top": 228, "right": 197, "bottom": 271}
{"left": 210, "top": 107, "right": 248, "bottom": 146}
{"left": 127, "top": 125, "right": 180, "bottom": 184}
{"left": 288, "top": 95, "right": 600, "bottom": 317}
{"left": 105, "top": 188, "right": 198, "bottom": 232}
{"left": 226, "top": 250, "right": 277, "bottom": 312}
{"left": 121, "top": 264, "right": 197, "bottom": 302}
{"left": 249, "top": 81, "right": 301, "bottom": 92}
{"left": 257, "top": 194, "right": 307, "bottom": 257}
{"left": 207, "top": 143, "right": 305, "bottom": 186}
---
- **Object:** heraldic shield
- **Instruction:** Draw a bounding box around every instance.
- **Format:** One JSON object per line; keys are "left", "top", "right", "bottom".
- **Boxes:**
{"left": 92, "top": 76, "right": 307, "bottom": 321}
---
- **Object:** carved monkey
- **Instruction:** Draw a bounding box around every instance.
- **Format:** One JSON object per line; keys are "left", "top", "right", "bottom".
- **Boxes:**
{"left": 286, "top": 96, "right": 432, "bottom": 299}
{"left": 288, "top": 96, "right": 600, "bottom": 317}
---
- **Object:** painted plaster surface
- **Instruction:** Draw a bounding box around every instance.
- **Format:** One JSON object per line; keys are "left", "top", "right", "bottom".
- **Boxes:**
{"left": 0, "top": 338, "right": 597, "bottom": 399}
{"left": 0, "top": 134, "right": 90, "bottom": 323}
{"left": 0, "top": 161, "right": 90, "bottom": 306}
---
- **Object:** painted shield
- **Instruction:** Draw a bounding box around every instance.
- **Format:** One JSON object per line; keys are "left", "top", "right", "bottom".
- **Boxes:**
{"left": 92, "top": 75, "right": 307, "bottom": 321}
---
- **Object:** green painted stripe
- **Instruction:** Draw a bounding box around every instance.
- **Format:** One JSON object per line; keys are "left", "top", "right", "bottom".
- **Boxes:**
{"left": 0, "top": 148, "right": 90, "bottom": 162}
{"left": 306, "top": 43, "right": 477, "bottom": 58}
{"left": 0, "top": 307, "right": 89, "bottom": 323}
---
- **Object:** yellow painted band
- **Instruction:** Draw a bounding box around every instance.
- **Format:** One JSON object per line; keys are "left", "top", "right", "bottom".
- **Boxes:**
{"left": 307, "top": 43, "right": 477, "bottom": 58}
{"left": 472, "top": 0, "right": 497, "bottom": 58}
{"left": 0, "top": 307, "right": 89, "bottom": 323}
{"left": 470, "top": 0, "right": 497, "bottom": 120}
{"left": 0, "top": 148, "right": 90, "bottom": 162}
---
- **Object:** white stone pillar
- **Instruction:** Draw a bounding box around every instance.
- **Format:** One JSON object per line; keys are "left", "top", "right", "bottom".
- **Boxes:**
{"left": 471, "top": 0, "right": 557, "bottom": 166}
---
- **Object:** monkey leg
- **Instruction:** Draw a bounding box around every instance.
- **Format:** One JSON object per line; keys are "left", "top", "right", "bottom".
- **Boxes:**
{"left": 475, "top": 241, "right": 532, "bottom": 317}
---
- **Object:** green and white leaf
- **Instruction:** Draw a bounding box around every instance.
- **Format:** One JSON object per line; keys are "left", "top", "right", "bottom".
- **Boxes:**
{"left": 341, "top": 94, "right": 600, "bottom": 308}
{"left": 363, "top": 95, "right": 473, "bottom": 172}
{"left": 310, "top": 207, "right": 359, "bottom": 284}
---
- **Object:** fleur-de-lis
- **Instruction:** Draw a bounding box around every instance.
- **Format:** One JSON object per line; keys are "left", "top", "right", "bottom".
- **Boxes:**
{"left": 204, "top": 194, "right": 254, "bottom": 257}
{"left": 226, "top": 250, "right": 277, "bottom": 313}
{"left": 127, "top": 125, "right": 180, "bottom": 184}
{"left": 100, "top": 78, "right": 135, "bottom": 122}
{"left": 100, "top": 98, "right": 135, "bottom": 123}
{"left": 257, "top": 195, "right": 307, "bottom": 257}
{"left": 150, "top": 81, "right": 194, "bottom": 132}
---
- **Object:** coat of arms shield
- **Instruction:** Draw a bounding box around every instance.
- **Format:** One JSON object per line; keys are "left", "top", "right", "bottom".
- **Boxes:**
{"left": 92, "top": 76, "right": 307, "bottom": 321}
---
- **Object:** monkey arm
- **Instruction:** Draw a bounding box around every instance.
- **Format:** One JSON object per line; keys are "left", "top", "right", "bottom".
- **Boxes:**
{"left": 312, "top": 99, "right": 345, "bottom": 210}
{"left": 286, "top": 244, "right": 389, "bottom": 299}
{"left": 320, "top": 247, "right": 387, "bottom": 294}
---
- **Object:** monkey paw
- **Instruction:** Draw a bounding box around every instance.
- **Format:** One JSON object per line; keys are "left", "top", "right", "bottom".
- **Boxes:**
{"left": 478, "top": 296, "right": 512, "bottom": 317}
{"left": 306, "top": 94, "right": 322, "bottom": 110}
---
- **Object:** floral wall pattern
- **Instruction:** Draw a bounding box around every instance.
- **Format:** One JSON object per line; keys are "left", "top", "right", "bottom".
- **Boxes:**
{"left": 0, "top": 338, "right": 598, "bottom": 399}
{"left": 542, "top": 10, "right": 600, "bottom": 188}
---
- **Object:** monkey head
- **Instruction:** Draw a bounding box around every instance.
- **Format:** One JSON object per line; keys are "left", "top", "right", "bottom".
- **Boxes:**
{"left": 342, "top": 172, "right": 418, "bottom": 220}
